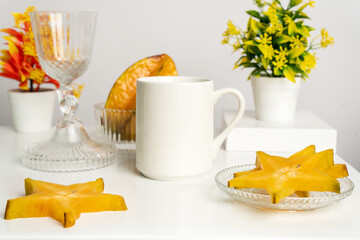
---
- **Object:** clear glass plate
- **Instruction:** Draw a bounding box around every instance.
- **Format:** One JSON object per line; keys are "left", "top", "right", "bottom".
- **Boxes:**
{"left": 215, "top": 164, "right": 354, "bottom": 211}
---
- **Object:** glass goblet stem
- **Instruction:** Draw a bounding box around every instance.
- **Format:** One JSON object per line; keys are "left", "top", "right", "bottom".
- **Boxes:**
{"left": 57, "top": 84, "right": 79, "bottom": 121}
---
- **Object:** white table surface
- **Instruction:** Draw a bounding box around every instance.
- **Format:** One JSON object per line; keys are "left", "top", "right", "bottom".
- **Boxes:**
{"left": 0, "top": 126, "right": 359, "bottom": 240}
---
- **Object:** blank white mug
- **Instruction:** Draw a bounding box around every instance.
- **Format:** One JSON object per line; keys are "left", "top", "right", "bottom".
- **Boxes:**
{"left": 136, "top": 76, "right": 245, "bottom": 181}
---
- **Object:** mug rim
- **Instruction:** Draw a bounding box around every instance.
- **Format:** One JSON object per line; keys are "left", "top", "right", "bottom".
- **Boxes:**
{"left": 137, "top": 76, "right": 212, "bottom": 84}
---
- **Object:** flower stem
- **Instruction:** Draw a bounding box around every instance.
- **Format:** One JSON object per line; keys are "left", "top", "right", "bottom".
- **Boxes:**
{"left": 29, "top": 79, "right": 34, "bottom": 92}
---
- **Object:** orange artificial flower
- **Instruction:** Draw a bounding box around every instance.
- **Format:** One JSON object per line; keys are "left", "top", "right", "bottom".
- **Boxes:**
{"left": 0, "top": 6, "right": 59, "bottom": 91}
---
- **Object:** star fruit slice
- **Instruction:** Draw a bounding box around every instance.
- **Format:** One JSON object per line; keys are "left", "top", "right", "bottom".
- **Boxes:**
{"left": 229, "top": 146, "right": 347, "bottom": 204}
{"left": 5, "top": 178, "right": 127, "bottom": 228}
{"left": 234, "top": 145, "right": 348, "bottom": 197}
{"left": 233, "top": 146, "right": 313, "bottom": 197}
{"left": 233, "top": 145, "right": 317, "bottom": 179}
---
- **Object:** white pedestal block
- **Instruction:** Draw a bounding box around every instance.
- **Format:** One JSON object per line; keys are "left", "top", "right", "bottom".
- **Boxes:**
{"left": 223, "top": 110, "right": 337, "bottom": 153}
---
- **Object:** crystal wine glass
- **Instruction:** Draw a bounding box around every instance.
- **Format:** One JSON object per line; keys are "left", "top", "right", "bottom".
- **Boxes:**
{"left": 23, "top": 11, "right": 116, "bottom": 171}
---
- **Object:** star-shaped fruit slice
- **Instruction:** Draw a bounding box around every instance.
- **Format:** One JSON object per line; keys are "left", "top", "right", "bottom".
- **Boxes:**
{"left": 5, "top": 178, "right": 127, "bottom": 228}
{"left": 229, "top": 146, "right": 348, "bottom": 204}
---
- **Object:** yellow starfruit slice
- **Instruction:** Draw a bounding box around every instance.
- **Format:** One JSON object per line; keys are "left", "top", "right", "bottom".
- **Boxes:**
{"left": 5, "top": 178, "right": 127, "bottom": 228}
{"left": 234, "top": 146, "right": 348, "bottom": 196}
{"left": 24, "top": 178, "right": 104, "bottom": 195}
{"left": 229, "top": 146, "right": 347, "bottom": 204}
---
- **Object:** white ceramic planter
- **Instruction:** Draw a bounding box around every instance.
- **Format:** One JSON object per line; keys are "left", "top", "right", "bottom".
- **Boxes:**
{"left": 8, "top": 88, "right": 56, "bottom": 133}
{"left": 251, "top": 76, "right": 301, "bottom": 122}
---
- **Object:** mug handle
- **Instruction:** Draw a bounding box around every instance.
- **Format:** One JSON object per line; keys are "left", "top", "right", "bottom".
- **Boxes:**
{"left": 212, "top": 88, "right": 245, "bottom": 159}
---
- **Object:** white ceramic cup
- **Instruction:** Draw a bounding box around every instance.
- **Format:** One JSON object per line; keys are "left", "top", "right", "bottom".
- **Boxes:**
{"left": 136, "top": 76, "right": 245, "bottom": 181}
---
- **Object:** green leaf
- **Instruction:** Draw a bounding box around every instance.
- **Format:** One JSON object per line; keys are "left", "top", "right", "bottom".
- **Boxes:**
{"left": 274, "top": 35, "right": 292, "bottom": 44}
{"left": 250, "top": 18, "right": 263, "bottom": 35}
{"left": 261, "top": 57, "right": 269, "bottom": 70}
{"left": 305, "top": 25, "right": 316, "bottom": 32}
{"left": 239, "top": 62, "right": 259, "bottom": 68}
{"left": 295, "top": 21, "right": 304, "bottom": 27}
{"left": 259, "top": 15, "right": 270, "bottom": 24}
{"left": 288, "top": 47, "right": 305, "bottom": 59}
{"left": 297, "top": 25, "right": 310, "bottom": 37}
{"left": 288, "top": 58, "right": 297, "bottom": 64}
{"left": 243, "top": 40, "right": 258, "bottom": 46}
{"left": 246, "top": 29, "right": 257, "bottom": 40}
{"left": 240, "top": 56, "right": 250, "bottom": 64}
{"left": 273, "top": 0, "right": 285, "bottom": 10}
{"left": 296, "top": 3, "right": 309, "bottom": 13}
{"left": 247, "top": 18, "right": 252, "bottom": 31}
{"left": 289, "top": 64, "right": 308, "bottom": 79}
{"left": 257, "top": 44, "right": 267, "bottom": 56}
{"left": 288, "top": 64, "right": 301, "bottom": 73}
{"left": 253, "top": 68, "right": 262, "bottom": 77}
{"left": 247, "top": 10, "right": 261, "bottom": 19}
{"left": 244, "top": 45, "right": 259, "bottom": 54}
{"left": 248, "top": 68, "right": 262, "bottom": 80}
{"left": 289, "top": 0, "right": 303, "bottom": 8}
{"left": 259, "top": 21, "right": 267, "bottom": 30}
{"left": 297, "top": 12, "right": 310, "bottom": 19}
{"left": 234, "top": 56, "right": 246, "bottom": 68}
{"left": 288, "top": 21, "right": 297, "bottom": 36}
{"left": 274, "top": 67, "right": 283, "bottom": 76}
{"left": 283, "top": 66, "right": 296, "bottom": 82}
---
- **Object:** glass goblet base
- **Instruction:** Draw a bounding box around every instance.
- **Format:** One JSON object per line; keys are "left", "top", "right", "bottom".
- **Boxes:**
{"left": 22, "top": 117, "right": 116, "bottom": 172}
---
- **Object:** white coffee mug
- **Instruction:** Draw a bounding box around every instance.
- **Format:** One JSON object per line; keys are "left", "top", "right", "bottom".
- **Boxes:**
{"left": 136, "top": 76, "right": 245, "bottom": 181}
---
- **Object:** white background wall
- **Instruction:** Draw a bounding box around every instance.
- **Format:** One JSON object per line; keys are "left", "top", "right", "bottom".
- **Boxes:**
{"left": 0, "top": 0, "right": 359, "bottom": 170}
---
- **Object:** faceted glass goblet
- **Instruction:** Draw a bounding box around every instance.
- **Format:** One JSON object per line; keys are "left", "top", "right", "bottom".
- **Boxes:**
{"left": 23, "top": 11, "right": 116, "bottom": 171}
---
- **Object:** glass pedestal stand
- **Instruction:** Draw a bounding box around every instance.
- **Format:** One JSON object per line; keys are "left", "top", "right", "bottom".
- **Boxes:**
{"left": 23, "top": 88, "right": 116, "bottom": 172}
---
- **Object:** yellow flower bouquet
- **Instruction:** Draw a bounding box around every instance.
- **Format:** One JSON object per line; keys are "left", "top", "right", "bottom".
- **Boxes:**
{"left": 222, "top": 0, "right": 334, "bottom": 82}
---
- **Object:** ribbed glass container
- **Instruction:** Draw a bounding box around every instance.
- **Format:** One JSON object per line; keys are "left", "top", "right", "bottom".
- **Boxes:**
{"left": 94, "top": 103, "right": 136, "bottom": 148}
{"left": 22, "top": 117, "right": 116, "bottom": 172}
